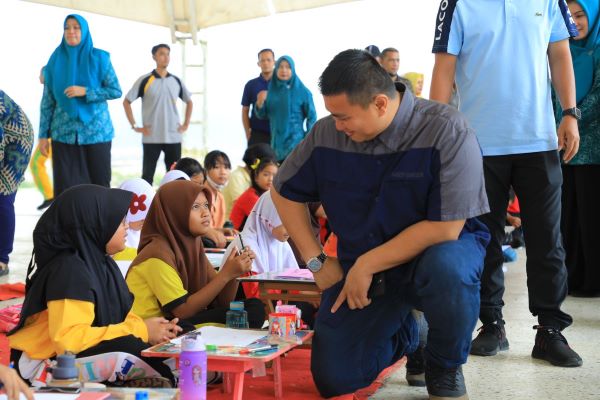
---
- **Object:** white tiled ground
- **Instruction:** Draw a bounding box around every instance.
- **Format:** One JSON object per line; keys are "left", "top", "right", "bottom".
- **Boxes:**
{"left": 4, "top": 188, "right": 600, "bottom": 398}
{"left": 371, "top": 246, "right": 600, "bottom": 399}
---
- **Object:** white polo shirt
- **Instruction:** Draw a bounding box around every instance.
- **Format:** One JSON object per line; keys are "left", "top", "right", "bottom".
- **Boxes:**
{"left": 432, "top": 0, "right": 576, "bottom": 156}
{"left": 126, "top": 70, "right": 192, "bottom": 144}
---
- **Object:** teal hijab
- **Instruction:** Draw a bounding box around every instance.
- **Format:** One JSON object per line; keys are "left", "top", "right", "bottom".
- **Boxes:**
{"left": 265, "top": 56, "right": 310, "bottom": 138}
{"left": 45, "top": 14, "right": 109, "bottom": 123}
{"left": 570, "top": 0, "right": 600, "bottom": 103}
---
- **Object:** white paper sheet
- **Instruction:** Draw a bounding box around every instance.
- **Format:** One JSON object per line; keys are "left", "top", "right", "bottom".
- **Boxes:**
{"left": 0, "top": 394, "right": 78, "bottom": 400}
{"left": 171, "top": 326, "right": 266, "bottom": 347}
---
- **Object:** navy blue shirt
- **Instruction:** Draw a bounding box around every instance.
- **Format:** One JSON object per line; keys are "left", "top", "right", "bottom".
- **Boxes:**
{"left": 241, "top": 74, "right": 271, "bottom": 133}
{"left": 274, "top": 85, "right": 489, "bottom": 271}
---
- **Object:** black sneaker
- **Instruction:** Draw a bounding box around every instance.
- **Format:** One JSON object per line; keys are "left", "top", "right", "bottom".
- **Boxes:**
{"left": 425, "top": 363, "right": 468, "bottom": 399}
{"left": 470, "top": 320, "right": 509, "bottom": 356}
{"left": 37, "top": 198, "right": 53, "bottom": 211}
{"left": 405, "top": 345, "right": 426, "bottom": 387}
{"left": 531, "top": 325, "right": 582, "bottom": 367}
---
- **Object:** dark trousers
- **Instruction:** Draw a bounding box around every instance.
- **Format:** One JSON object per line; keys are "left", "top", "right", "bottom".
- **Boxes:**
{"left": 142, "top": 143, "right": 181, "bottom": 185}
{"left": 479, "top": 151, "right": 572, "bottom": 329}
{"left": 311, "top": 220, "right": 488, "bottom": 397}
{"left": 561, "top": 164, "right": 600, "bottom": 294}
{"left": 247, "top": 130, "right": 270, "bottom": 147}
{"left": 0, "top": 192, "right": 17, "bottom": 264}
{"left": 52, "top": 141, "right": 111, "bottom": 197}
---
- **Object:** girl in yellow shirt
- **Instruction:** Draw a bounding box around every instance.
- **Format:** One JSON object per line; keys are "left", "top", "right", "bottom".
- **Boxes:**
{"left": 9, "top": 185, "right": 181, "bottom": 387}
{"left": 127, "top": 180, "right": 265, "bottom": 331}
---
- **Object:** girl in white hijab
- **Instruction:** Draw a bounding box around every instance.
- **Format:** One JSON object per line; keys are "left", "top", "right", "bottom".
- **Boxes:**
{"left": 159, "top": 170, "right": 190, "bottom": 186}
{"left": 221, "top": 191, "right": 298, "bottom": 297}
{"left": 113, "top": 178, "right": 155, "bottom": 277}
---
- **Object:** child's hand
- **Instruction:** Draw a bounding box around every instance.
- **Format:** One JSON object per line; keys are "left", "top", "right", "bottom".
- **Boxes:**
{"left": 506, "top": 214, "right": 521, "bottom": 228}
{"left": 0, "top": 364, "right": 33, "bottom": 400}
{"left": 221, "top": 246, "right": 254, "bottom": 279}
{"left": 144, "top": 317, "right": 182, "bottom": 345}
{"left": 272, "top": 225, "right": 290, "bottom": 242}
{"left": 203, "top": 228, "right": 227, "bottom": 248}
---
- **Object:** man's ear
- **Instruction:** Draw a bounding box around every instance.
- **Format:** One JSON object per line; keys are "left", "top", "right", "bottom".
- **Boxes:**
{"left": 373, "top": 94, "right": 389, "bottom": 116}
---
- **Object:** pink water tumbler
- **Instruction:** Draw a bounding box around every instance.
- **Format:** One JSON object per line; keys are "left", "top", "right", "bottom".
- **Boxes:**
{"left": 179, "top": 333, "right": 207, "bottom": 400}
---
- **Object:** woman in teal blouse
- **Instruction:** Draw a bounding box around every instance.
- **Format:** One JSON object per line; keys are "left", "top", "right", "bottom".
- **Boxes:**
{"left": 38, "top": 14, "right": 121, "bottom": 196}
{"left": 555, "top": 0, "right": 600, "bottom": 296}
{"left": 255, "top": 55, "right": 316, "bottom": 162}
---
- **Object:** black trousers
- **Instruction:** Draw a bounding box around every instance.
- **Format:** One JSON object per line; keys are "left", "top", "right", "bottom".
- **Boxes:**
{"left": 142, "top": 143, "right": 182, "bottom": 185}
{"left": 52, "top": 141, "right": 111, "bottom": 197}
{"left": 561, "top": 164, "right": 600, "bottom": 294}
{"left": 479, "top": 151, "right": 572, "bottom": 330}
{"left": 247, "top": 130, "right": 271, "bottom": 146}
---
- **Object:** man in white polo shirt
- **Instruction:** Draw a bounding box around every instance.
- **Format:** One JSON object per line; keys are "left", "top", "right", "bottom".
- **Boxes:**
{"left": 124, "top": 44, "right": 193, "bottom": 185}
{"left": 430, "top": 0, "right": 583, "bottom": 368}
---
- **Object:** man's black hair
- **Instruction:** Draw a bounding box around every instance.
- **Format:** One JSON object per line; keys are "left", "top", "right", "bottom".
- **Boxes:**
{"left": 258, "top": 48, "right": 275, "bottom": 59}
{"left": 381, "top": 47, "right": 399, "bottom": 59}
{"left": 152, "top": 44, "right": 170, "bottom": 55}
{"left": 319, "top": 49, "right": 396, "bottom": 107}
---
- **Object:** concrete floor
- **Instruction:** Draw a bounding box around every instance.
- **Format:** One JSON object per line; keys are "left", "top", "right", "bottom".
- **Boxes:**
{"left": 3, "top": 188, "right": 600, "bottom": 399}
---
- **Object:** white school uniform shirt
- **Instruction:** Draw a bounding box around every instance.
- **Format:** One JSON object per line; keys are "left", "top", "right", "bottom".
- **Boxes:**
{"left": 221, "top": 191, "right": 299, "bottom": 273}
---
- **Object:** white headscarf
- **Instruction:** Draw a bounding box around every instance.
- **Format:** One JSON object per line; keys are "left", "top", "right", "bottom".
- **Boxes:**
{"left": 119, "top": 178, "right": 155, "bottom": 249}
{"left": 221, "top": 191, "right": 298, "bottom": 273}
{"left": 160, "top": 170, "right": 190, "bottom": 187}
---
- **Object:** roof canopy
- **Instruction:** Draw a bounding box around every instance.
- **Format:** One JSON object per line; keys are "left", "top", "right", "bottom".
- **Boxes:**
{"left": 24, "top": 0, "right": 355, "bottom": 42}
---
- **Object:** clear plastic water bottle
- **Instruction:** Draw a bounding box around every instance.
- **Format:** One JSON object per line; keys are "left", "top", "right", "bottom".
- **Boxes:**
{"left": 226, "top": 301, "right": 249, "bottom": 329}
{"left": 179, "top": 333, "right": 207, "bottom": 400}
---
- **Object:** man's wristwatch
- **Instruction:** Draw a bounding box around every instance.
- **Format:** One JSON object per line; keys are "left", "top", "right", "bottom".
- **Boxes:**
{"left": 306, "top": 252, "right": 327, "bottom": 273}
{"left": 562, "top": 107, "right": 581, "bottom": 120}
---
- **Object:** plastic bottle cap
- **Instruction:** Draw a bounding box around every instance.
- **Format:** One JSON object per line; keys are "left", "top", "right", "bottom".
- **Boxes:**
{"left": 135, "top": 391, "right": 149, "bottom": 400}
{"left": 230, "top": 301, "right": 245, "bottom": 311}
{"left": 181, "top": 333, "right": 206, "bottom": 352}
{"left": 52, "top": 353, "right": 79, "bottom": 380}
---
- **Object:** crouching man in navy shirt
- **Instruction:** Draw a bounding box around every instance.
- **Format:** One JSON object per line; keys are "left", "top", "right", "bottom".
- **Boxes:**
{"left": 271, "top": 49, "right": 490, "bottom": 400}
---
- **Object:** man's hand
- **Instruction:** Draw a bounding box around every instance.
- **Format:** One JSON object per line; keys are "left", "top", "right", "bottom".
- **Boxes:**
{"left": 0, "top": 364, "right": 34, "bottom": 400}
{"left": 331, "top": 260, "right": 373, "bottom": 313}
{"left": 144, "top": 317, "right": 182, "bottom": 345}
{"left": 178, "top": 123, "right": 189, "bottom": 133}
{"left": 134, "top": 126, "right": 151, "bottom": 136}
{"left": 38, "top": 138, "right": 50, "bottom": 157}
{"left": 312, "top": 256, "right": 344, "bottom": 291}
{"left": 256, "top": 90, "right": 268, "bottom": 108}
{"left": 557, "top": 116, "right": 580, "bottom": 163}
{"left": 64, "top": 85, "right": 86, "bottom": 98}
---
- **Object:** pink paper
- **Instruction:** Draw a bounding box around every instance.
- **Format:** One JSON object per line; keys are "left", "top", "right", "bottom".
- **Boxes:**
{"left": 274, "top": 268, "right": 314, "bottom": 280}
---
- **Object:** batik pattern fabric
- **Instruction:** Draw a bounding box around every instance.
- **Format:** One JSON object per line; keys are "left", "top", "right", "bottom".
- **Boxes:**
{"left": 0, "top": 90, "right": 34, "bottom": 195}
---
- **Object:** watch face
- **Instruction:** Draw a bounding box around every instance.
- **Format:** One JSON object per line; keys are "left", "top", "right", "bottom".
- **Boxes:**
{"left": 307, "top": 257, "right": 322, "bottom": 272}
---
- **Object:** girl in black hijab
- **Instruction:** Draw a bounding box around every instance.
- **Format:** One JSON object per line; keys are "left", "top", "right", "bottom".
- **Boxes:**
{"left": 9, "top": 184, "right": 180, "bottom": 387}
